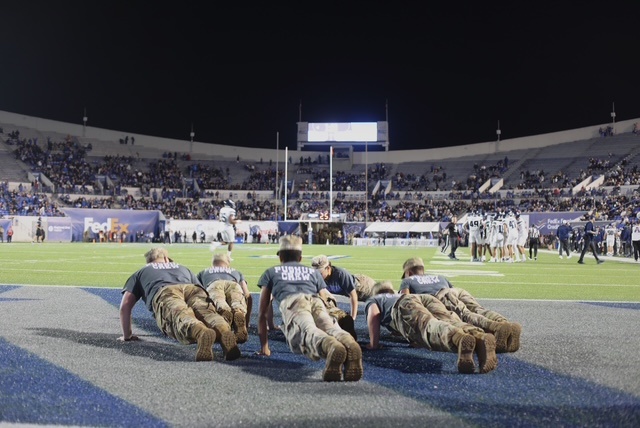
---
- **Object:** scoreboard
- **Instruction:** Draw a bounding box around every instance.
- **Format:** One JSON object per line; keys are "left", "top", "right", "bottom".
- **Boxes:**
{"left": 297, "top": 121, "right": 388, "bottom": 150}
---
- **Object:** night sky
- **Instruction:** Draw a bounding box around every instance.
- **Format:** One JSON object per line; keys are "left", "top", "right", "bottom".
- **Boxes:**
{"left": 2, "top": 2, "right": 639, "bottom": 151}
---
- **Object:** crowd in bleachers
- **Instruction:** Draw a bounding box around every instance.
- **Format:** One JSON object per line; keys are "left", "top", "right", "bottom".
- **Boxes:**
{"left": 0, "top": 181, "right": 64, "bottom": 217}
{"left": 2, "top": 125, "right": 640, "bottom": 225}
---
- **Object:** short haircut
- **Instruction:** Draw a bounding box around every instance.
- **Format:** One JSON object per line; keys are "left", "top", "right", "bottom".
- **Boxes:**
{"left": 144, "top": 247, "right": 169, "bottom": 263}
{"left": 279, "top": 249, "right": 302, "bottom": 263}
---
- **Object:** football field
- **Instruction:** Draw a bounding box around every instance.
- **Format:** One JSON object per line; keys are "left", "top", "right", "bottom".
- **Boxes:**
{"left": 1, "top": 242, "right": 639, "bottom": 427}
{"left": 2, "top": 241, "right": 638, "bottom": 302}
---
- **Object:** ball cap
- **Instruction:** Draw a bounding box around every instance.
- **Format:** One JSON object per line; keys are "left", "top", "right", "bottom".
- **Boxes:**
{"left": 277, "top": 235, "right": 303, "bottom": 255}
{"left": 311, "top": 255, "right": 330, "bottom": 270}
{"left": 402, "top": 257, "right": 424, "bottom": 278}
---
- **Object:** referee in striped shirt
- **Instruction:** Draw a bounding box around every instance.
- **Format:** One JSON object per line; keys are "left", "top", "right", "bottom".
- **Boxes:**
{"left": 528, "top": 225, "right": 541, "bottom": 260}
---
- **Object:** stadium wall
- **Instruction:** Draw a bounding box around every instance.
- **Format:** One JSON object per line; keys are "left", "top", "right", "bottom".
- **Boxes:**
{"left": 2, "top": 109, "right": 638, "bottom": 164}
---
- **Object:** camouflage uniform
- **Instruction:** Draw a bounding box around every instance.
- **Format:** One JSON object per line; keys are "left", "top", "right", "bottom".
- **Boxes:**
{"left": 435, "top": 287, "right": 507, "bottom": 328}
{"left": 401, "top": 273, "right": 507, "bottom": 332}
{"left": 205, "top": 280, "right": 246, "bottom": 324}
{"left": 279, "top": 294, "right": 352, "bottom": 360}
{"left": 389, "top": 294, "right": 485, "bottom": 351}
{"left": 152, "top": 284, "right": 231, "bottom": 344}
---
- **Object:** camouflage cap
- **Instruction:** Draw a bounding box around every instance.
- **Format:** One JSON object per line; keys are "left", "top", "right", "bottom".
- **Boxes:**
{"left": 311, "top": 255, "right": 330, "bottom": 270}
{"left": 402, "top": 257, "right": 424, "bottom": 278}
{"left": 277, "top": 235, "right": 303, "bottom": 255}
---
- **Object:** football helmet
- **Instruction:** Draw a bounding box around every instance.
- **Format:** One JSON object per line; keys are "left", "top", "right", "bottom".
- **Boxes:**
{"left": 224, "top": 199, "right": 236, "bottom": 209}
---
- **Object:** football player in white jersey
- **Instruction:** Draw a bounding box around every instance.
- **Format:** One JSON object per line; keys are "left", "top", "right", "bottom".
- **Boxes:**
{"left": 632, "top": 213, "right": 640, "bottom": 262}
{"left": 504, "top": 210, "right": 518, "bottom": 262}
{"left": 219, "top": 199, "right": 241, "bottom": 261}
{"left": 515, "top": 212, "right": 528, "bottom": 262}
{"left": 465, "top": 209, "right": 483, "bottom": 262}
{"left": 489, "top": 213, "right": 505, "bottom": 262}
{"left": 604, "top": 222, "right": 617, "bottom": 256}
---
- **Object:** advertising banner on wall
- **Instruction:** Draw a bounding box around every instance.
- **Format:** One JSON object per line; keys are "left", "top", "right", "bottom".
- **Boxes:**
{"left": 527, "top": 211, "right": 587, "bottom": 234}
{"left": 45, "top": 217, "right": 73, "bottom": 242}
{"left": 61, "top": 208, "right": 161, "bottom": 242}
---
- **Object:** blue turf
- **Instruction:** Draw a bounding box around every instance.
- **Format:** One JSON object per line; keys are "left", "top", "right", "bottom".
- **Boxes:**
{"left": 0, "top": 336, "right": 167, "bottom": 427}
{"left": 86, "top": 288, "right": 640, "bottom": 427}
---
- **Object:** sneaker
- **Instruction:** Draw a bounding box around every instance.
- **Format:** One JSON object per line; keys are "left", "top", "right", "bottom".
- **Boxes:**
{"left": 475, "top": 334, "right": 498, "bottom": 374}
{"left": 577, "top": 260, "right": 585, "bottom": 264}
{"left": 455, "top": 333, "right": 476, "bottom": 374}
{"left": 534, "top": 257, "right": 537, "bottom": 260}
{"left": 567, "top": 254, "right": 572, "bottom": 259}
{"left": 195, "top": 328, "right": 216, "bottom": 362}
{"left": 559, "top": 255, "right": 563, "bottom": 259}
{"left": 339, "top": 336, "right": 363, "bottom": 381}
{"left": 219, "top": 330, "right": 241, "bottom": 361}
{"left": 321, "top": 337, "right": 347, "bottom": 382}
{"left": 597, "top": 259, "right": 604, "bottom": 264}
{"left": 233, "top": 310, "right": 248, "bottom": 344}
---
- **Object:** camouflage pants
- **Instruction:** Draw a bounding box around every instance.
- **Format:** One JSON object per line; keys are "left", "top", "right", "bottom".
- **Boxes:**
{"left": 279, "top": 294, "right": 353, "bottom": 361}
{"left": 354, "top": 274, "right": 376, "bottom": 302}
{"left": 317, "top": 294, "right": 350, "bottom": 322}
{"left": 436, "top": 287, "right": 507, "bottom": 330}
{"left": 389, "top": 294, "right": 484, "bottom": 352}
{"left": 152, "top": 284, "right": 231, "bottom": 345}
{"left": 206, "top": 279, "right": 247, "bottom": 315}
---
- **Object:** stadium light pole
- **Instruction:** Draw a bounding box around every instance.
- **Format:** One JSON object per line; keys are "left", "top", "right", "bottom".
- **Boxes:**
{"left": 611, "top": 102, "right": 616, "bottom": 134}
{"left": 496, "top": 120, "right": 501, "bottom": 142}
{"left": 82, "top": 107, "right": 88, "bottom": 137}
{"left": 275, "top": 131, "right": 279, "bottom": 221}
{"left": 365, "top": 141, "right": 368, "bottom": 224}
{"left": 189, "top": 123, "right": 195, "bottom": 154}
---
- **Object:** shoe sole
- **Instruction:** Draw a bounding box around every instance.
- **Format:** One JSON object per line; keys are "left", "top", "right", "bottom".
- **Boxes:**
{"left": 338, "top": 316, "right": 358, "bottom": 341}
{"left": 506, "top": 323, "right": 522, "bottom": 353}
{"left": 476, "top": 334, "right": 498, "bottom": 374}
{"left": 457, "top": 334, "right": 476, "bottom": 374}
{"left": 233, "top": 311, "right": 248, "bottom": 344}
{"left": 195, "top": 329, "right": 216, "bottom": 362}
{"left": 341, "top": 338, "right": 363, "bottom": 381}
{"left": 220, "top": 330, "right": 241, "bottom": 361}
{"left": 323, "top": 339, "right": 347, "bottom": 382}
{"left": 494, "top": 323, "right": 512, "bottom": 353}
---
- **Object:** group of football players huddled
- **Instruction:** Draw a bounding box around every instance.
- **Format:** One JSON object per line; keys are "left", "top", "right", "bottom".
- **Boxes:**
{"left": 463, "top": 209, "right": 530, "bottom": 263}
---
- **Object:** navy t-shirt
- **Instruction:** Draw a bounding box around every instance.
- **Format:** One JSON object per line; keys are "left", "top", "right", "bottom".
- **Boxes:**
{"left": 323, "top": 265, "right": 356, "bottom": 296}
{"left": 122, "top": 262, "right": 201, "bottom": 312}
{"left": 364, "top": 294, "right": 400, "bottom": 329}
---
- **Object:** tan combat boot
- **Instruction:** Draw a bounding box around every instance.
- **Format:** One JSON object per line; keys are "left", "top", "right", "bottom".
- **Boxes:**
{"left": 321, "top": 336, "right": 347, "bottom": 382}
{"left": 193, "top": 325, "right": 216, "bottom": 362}
{"left": 452, "top": 331, "right": 476, "bottom": 374}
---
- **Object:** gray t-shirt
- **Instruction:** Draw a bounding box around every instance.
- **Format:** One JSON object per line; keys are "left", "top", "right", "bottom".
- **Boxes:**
{"left": 257, "top": 261, "right": 326, "bottom": 304}
{"left": 399, "top": 274, "right": 452, "bottom": 296}
{"left": 197, "top": 266, "right": 245, "bottom": 287}
{"left": 122, "top": 262, "right": 201, "bottom": 312}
